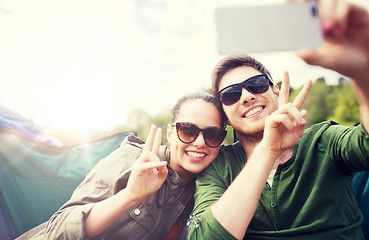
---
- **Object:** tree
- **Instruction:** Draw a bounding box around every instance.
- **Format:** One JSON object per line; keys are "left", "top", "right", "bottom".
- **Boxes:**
{"left": 110, "top": 108, "right": 151, "bottom": 139}
{"left": 290, "top": 78, "right": 337, "bottom": 126}
{"left": 328, "top": 83, "right": 360, "bottom": 126}
{"left": 289, "top": 77, "right": 359, "bottom": 127}
{"left": 88, "top": 76, "right": 361, "bottom": 145}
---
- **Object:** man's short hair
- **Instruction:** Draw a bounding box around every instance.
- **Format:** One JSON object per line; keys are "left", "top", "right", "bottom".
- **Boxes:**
{"left": 211, "top": 55, "right": 273, "bottom": 102}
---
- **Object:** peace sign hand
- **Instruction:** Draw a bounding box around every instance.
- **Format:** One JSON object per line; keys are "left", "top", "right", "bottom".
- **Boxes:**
{"left": 125, "top": 124, "right": 168, "bottom": 203}
{"left": 261, "top": 72, "right": 312, "bottom": 154}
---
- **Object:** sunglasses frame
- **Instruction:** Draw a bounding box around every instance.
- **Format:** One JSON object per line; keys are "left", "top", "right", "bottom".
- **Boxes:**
{"left": 218, "top": 74, "right": 274, "bottom": 106}
{"left": 172, "top": 122, "right": 226, "bottom": 148}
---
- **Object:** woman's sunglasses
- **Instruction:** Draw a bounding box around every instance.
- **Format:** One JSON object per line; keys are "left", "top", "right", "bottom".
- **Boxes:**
{"left": 218, "top": 74, "right": 274, "bottom": 106}
{"left": 172, "top": 122, "right": 227, "bottom": 148}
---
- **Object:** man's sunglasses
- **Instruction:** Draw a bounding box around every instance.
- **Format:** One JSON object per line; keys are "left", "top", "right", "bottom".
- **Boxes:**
{"left": 218, "top": 74, "right": 274, "bottom": 106}
{"left": 172, "top": 122, "right": 227, "bottom": 148}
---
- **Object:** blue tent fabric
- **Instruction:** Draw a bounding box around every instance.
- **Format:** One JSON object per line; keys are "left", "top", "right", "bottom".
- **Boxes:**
{"left": 0, "top": 105, "right": 63, "bottom": 147}
{"left": 0, "top": 129, "right": 136, "bottom": 240}
{"left": 353, "top": 171, "right": 369, "bottom": 239}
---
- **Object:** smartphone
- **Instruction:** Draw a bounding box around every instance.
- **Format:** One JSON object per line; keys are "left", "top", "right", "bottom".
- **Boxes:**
{"left": 215, "top": 2, "right": 323, "bottom": 54}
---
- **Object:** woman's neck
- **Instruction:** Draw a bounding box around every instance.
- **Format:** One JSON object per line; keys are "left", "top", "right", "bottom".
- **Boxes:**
{"left": 169, "top": 154, "right": 195, "bottom": 185}
{"left": 169, "top": 158, "right": 195, "bottom": 204}
{"left": 178, "top": 179, "right": 195, "bottom": 205}
{"left": 176, "top": 169, "right": 195, "bottom": 185}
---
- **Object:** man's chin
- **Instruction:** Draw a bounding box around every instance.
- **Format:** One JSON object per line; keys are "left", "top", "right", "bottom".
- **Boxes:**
{"left": 233, "top": 122, "right": 264, "bottom": 136}
{"left": 242, "top": 130, "right": 264, "bottom": 139}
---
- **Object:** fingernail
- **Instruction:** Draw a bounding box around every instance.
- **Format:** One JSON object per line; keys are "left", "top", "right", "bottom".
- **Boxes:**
{"left": 321, "top": 19, "right": 334, "bottom": 31}
{"left": 300, "top": 117, "right": 307, "bottom": 124}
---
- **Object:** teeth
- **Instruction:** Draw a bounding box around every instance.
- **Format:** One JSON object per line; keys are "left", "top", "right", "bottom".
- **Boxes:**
{"left": 246, "top": 107, "right": 263, "bottom": 117}
{"left": 187, "top": 151, "right": 206, "bottom": 158}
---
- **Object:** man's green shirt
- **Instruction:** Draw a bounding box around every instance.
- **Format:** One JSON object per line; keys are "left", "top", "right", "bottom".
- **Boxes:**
{"left": 189, "top": 121, "right": 369, "bottom": 240}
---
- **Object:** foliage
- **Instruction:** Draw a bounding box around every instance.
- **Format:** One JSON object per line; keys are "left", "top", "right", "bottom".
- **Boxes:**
{"left": 87, "top": 77, "right": 360, "bottom": 145}
{"left": 328, "top": 82, "right": 360, "bottom": 126}
{"left": 224, "top": 125, "right": 236, "bottom": 145}
{"left": 289, "top": 77, "right": 359, "bottom": 127}
{"left": 290, "top": 78, "right": 336, "bottom": 125}
{"left": 110, "top": 108, "right": 172, "bottom": 144}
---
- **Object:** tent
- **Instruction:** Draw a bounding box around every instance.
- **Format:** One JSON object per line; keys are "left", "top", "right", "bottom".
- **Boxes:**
{"left": 0, "top": 106, "right": 135, "bottom": 239}
{"left": 0, "top": 105, "right": 63, "bottom": 147}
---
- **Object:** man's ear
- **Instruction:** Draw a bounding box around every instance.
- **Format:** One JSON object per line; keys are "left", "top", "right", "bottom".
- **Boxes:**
{"left": 167, "top": 124, "right": 173, "bottom": 144}
{"left": 272, "top": 84, "right": 280, "bottom": 97}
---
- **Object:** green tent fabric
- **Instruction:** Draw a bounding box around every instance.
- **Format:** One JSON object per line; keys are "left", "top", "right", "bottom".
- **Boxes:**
{"left": 353, "top": 171, "right": 369, "bottom": 240}
{"left": 0, "top": 129, "right": 136, "bottom": 240}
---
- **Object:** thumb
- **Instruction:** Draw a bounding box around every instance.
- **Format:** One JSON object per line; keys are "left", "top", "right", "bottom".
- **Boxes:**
{"left": 296, "top": 48, "right": 322, "bottom": 66}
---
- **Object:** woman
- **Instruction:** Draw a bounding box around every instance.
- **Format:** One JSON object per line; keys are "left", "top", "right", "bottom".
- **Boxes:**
{"left": 18, "top": 92, "right": 227, "bottom": 240}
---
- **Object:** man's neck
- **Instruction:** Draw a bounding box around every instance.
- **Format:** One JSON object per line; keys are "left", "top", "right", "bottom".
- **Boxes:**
{"left": 238, "top": 132, "right": 264, "bottom": 158}
{"left": 238, "top": 131, "right": 292, "bottom": 168}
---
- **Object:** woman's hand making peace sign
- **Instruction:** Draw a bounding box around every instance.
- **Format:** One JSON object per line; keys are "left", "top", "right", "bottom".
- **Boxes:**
{"left": 125, "top": 124, "right": 168, "bottom": 203}
{"left": 84, "top": 124, "right": 168, "bottom": 238}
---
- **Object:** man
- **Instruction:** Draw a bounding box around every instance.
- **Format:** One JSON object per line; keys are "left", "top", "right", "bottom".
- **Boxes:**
{"left": 188, "top": 0, "right": 369, "bottom": 239}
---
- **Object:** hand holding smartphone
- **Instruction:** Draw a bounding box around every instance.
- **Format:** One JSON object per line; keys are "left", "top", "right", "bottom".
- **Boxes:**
{"left": 215, "top": 2, "right": 323, "bottom": 54}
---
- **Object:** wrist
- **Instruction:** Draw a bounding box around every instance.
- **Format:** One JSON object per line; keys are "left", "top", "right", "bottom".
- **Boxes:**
{"left": 116, "top": 188, "right": 143, "bottom": 208}
{"left": 255, "top": 140, "right": 284, "bottom": 159}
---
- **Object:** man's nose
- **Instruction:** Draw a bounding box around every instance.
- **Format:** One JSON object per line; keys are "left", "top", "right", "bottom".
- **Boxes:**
{"left": 239, "top": 87, "right": 256, "bottom": 104}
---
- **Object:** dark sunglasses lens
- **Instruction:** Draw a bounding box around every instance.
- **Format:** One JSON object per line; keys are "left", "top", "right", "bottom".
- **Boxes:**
{"left": 203, "top": 127, "right": 226, "bottom": 147}
{"left": 220, "top": 86, "right": 242, "bottom": 106}
{"left": 220, "top": 75, "right": 270, "bottom": 106}
{"left": 177, "top": 123, "right": 199, "bottom": 143}
{"left": 246, "top": 75, "right": 270, "bottom": 94}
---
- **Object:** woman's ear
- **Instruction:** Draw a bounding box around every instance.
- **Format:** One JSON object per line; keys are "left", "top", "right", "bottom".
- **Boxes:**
{"left": 167, "top": 124, "right": 173, "bottom": 144}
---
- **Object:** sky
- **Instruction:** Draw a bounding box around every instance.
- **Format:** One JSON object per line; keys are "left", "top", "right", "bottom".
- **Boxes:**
{"left": 1, "top": 0, "right": 369, "bottom": 138}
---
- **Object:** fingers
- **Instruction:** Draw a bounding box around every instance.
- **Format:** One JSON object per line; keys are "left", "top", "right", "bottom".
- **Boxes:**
{"left": 143, "top": 124, "right": 157, "bottom": 152}
{"left": 134, "top": 160, "right": 167, "bottom": 173}
{"left": 292, "top": 79, "right": 312, "bottom": 109}
{"left": 268, "top": 114, "right": 303, "bottom": 133}
{"left": 156, "top": 162, "right": 169, "bottom": 179}
{"left": 279, "top": 71, "right": 291, "bottom": 106}
{"left": 319, "top": 0, "right": 349, "bottom": 36}
{"left": 273, "top": 103, "right": 307, "bottom": 126}
{"left": 278, "top": 72, "right": 311, "bottom": 110}
{"left": 289, "top": 0, "right": 349, "bottom": 36}
{"left": 140, "top": 124, "right": 163, "bottom": 175}
{"left": 134, "top": 151, "right": 167, "bottom": 178}
{"left": 152, "top": 128, "right": 162, "bottom": 156}
{"left": 286, "top": 0, "right": 344, "bottom": 30}
{"left": 143, "top": 124, "right": 162, "bottom": 156}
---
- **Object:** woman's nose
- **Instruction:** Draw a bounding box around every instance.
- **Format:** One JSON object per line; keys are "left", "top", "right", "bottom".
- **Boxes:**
{"left": 192, "top": 132, "right": 206, "bottom": 147}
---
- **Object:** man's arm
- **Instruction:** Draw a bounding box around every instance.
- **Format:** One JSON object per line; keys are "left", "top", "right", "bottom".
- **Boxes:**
{"left": 211, "top": 79, "right": 311, "bottom": 238}
{"left": 210, "top": 142, "right": 287, "bottom": 239}
{"left": 189, "top": 74, "right": 311, "bottom": 239}
{"left": 188, "top": 140, "right": 294, "bottom": 240}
